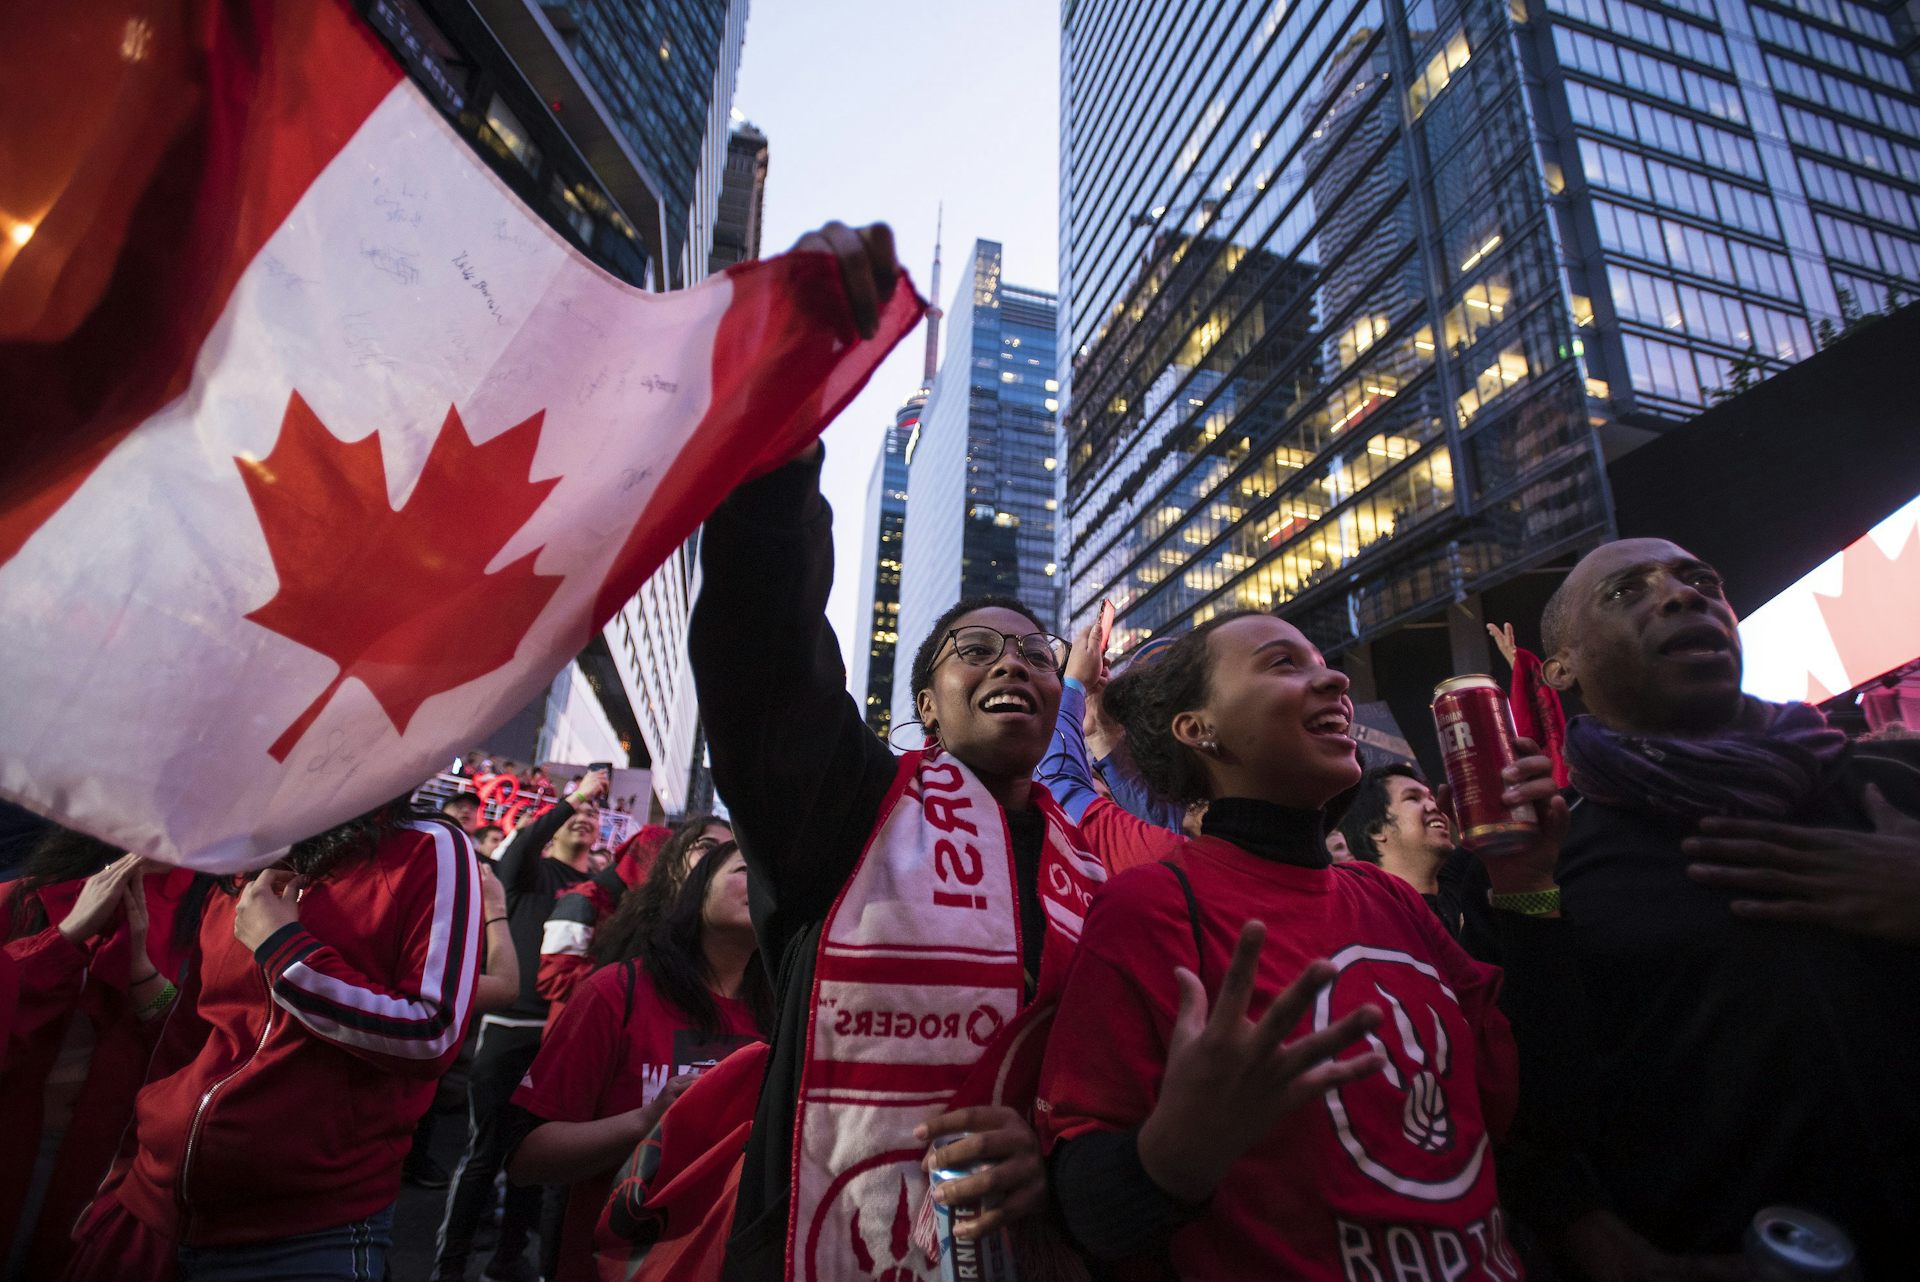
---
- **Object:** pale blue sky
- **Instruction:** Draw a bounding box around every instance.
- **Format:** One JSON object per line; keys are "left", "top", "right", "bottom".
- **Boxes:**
{"left": 732, "top": 0, "right": 1061, "bottom": 673}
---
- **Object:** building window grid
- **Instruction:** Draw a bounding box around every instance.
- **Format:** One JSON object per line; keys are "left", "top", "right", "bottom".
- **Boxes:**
{"left": 1068, "top": 240, "right": 1522, "bottom": 624}
{"left": 1746, "top": 0, "right": 1900, "bottom": 46}
{"left": 1067, "top": 282, "right": 1445, "bottom": 621}
{"left": 1747, "top": 2, "right": 1911, "bottom": 88}
{"left": 1779, "top": 104, "right": 1920, "bottom": 184}
{"left": 1075, "top": 56, "right": 1551, "bottom": 606}
{"left": 1062, "top": 0, "right": 1616, "bottom": 655}
{"left": 1066, "top": 175, "right": 1425, "bottom": 579}
{"left": 1066, "top": 0, "right": 1383, "bottom": 361}
{"left": 1063, "top": 0, "right": 1259, "bottom": 270}
{"left": 1764, "top": 52, "right": 1920, "bottom": 138}
{"left": 1069, "top": 28, "right": 1411, "bottom": 487}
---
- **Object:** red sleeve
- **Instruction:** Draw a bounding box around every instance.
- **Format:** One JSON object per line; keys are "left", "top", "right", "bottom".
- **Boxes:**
{"left": 3, "top": 924, "right": 89, "bottom": 1055}
{"left": 514, "top": 965, "right": 626, "bottom": 1123}
{"left": 1036, "top": 864, "right": 1193, "bottom": 1149}
{"left": 253, "top": 822, "right": 481, "bottom": 1077}
{"left": 536, "top": 951, "right": 592, "bottom": 1006}
{"left": 1349, "top": 862, "right": 1520, "bottom": 1142}
{"left": 1078, "top": 796, "right": 1185, "bottom": 875}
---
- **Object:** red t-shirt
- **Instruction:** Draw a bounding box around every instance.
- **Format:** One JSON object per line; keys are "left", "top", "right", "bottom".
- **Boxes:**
{"left": 1037, "top": 841, "right": 1521, "bottom": 1281}
{"left": 513, "top": 961, "right": 761, "bottom": 1282}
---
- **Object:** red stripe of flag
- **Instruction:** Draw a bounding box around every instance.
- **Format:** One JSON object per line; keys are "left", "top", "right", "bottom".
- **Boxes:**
{"left": 0, "top": 0, "right": 403, "bottom": 566}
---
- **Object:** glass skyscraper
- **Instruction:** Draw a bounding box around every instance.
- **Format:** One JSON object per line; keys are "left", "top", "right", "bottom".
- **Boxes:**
{"left": 1058, "top": 0, "right": 1919, "bottom": 665}
{"left": 891, "top": 242, "right": 1062, "bottom": 733}
{"left": 543, "top": 0, "right": 749, "bottom": 287}
{"left": 850, "top": 404, "right": 918, "bottom": 740}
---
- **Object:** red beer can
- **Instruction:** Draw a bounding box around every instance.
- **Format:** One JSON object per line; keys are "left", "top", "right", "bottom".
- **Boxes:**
{"left": 1431, "top": 675, "right": 1538, "bottom": 855}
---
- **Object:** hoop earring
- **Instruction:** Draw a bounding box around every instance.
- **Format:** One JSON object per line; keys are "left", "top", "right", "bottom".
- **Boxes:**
{"left": 888, "top": 717, "right": 940, "bottom": 752}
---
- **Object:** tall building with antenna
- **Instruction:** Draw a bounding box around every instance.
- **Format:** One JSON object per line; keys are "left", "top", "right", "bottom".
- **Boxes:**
{"left": 851, "top": 216, "right": 945, "bottom": 739}
{"left": 890, "top": 239, "right": 1060, "bottom": 734}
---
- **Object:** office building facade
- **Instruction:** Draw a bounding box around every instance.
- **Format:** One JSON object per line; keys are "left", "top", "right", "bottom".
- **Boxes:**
{"left": 709, "top": 121, "right": 770, "bottom": 274}
{"left": 850, "top": 402, "right": 919, "bottom": 740}
{"left": 1057, "top": 0, "right": 1919, "bottom": 671}
{"left": 891, "top": 242, "right": 1061, "bottom": 733}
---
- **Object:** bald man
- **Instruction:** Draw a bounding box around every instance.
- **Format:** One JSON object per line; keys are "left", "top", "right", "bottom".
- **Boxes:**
{"left": 1491, "top": 538, "right": 1920, "bottom": 1279}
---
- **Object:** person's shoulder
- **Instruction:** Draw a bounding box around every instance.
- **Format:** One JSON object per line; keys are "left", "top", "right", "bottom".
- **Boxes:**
{"left": 1332, "top": 857, "right": 1431, "bottom": 913}
{"left": 1087, "top": 857, "right": 1196, "bottom": 935}
{"left": 565, "top": 961, "right": 639, "bottom": 1018}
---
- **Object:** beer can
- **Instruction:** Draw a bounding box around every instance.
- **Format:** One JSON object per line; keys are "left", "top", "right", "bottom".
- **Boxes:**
{"left": 930, "top": 1134, "right": 1017, "bottom": 1282}
{"left": 1431, "top": 675, "right": 1538, "bottom": 855}
{"left": 1745, "top": 1207, "right": 1860, "bottom": 1281}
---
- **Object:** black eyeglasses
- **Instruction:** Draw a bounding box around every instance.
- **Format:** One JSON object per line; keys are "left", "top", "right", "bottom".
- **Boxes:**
{"left": 937, "top": 626, "right": 1071, "bottom": 674}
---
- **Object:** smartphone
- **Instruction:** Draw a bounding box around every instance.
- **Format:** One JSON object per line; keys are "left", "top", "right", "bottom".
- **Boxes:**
{"left": 1096, "top": 598, "right": 1115, "bottom": 660}
{"left": 587, "top": 761, "right": 613, "bottom": 776}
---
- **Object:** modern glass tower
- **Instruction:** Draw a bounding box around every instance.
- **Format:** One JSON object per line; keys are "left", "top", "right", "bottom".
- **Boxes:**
{"left": 1057, "top": 0, "right": 1920, "bottom": 667}
{"left": 850, "top": 405, "right": 918, "bottom": 740}
{"left": 891, "top": 242, "right": 1062, "bottom": 733}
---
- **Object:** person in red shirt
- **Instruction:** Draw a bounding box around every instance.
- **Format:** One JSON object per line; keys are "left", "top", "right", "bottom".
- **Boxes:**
{"left": 1036, "top": 610, "right": 1565, "bottom": 1281}
{"left": 2, "top": 839, "right": 198, "bottom": 1279}
{"left": 506, "top": 840, "right": 769, "bottom": 1282}
{"left": 59, "top": 799, "right": 484, "bottom": 1282}
{"left": 535, "top": 816, "right": 724, "bottom": 1035}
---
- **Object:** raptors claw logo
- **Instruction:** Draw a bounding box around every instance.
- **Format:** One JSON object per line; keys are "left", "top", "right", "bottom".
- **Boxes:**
{"left": 848, "top": 1175, "right": 921, "bottom": 1281}
{"left": 1368, "top": 982, "right": 1455, "bottom": 1153}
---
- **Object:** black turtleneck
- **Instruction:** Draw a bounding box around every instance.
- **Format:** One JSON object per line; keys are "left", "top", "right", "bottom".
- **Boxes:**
{"left": 1199, "top": 796, "right": 1330, "bottom": 868}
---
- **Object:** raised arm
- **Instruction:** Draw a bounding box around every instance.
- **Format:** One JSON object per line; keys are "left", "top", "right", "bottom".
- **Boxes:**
{"left": 690, "top": 450, "right": 899, "bottom": 952}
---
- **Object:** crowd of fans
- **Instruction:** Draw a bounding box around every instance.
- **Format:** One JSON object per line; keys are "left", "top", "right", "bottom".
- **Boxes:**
{"left": 3, "top": 230, "right": 1917, "bottom": 1282}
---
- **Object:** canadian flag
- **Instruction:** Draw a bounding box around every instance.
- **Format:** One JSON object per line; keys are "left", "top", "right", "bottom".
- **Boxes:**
{"left": 0, "top": 1, "right": 921, "bottom": 869}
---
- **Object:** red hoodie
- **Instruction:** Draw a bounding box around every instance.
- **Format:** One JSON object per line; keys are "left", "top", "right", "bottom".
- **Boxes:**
{"left": 113, "top": 819, "right": 482, "bottom": 1246}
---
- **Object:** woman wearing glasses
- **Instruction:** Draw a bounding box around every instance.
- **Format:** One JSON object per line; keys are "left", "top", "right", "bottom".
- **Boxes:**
{"left": 670, "top": 216, "right": 1110, "bottom": 1282}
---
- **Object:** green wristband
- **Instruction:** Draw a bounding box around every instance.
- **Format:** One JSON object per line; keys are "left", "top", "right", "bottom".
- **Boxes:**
{"left": 136, "top": 979, "right": 178, "bottom": 1019}
{"left": 1489, "top": 887, "right": 1561, "bottom": 916}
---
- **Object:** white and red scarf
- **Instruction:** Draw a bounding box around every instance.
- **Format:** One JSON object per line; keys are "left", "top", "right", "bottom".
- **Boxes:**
{"left": 785, "top": 747, "right": 1106, "bottom": 1280}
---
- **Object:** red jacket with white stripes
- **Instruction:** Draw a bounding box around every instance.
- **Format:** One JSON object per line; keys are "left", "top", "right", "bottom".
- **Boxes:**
{"left": 114, "top": 819, "right": 482, "bottom": 1246}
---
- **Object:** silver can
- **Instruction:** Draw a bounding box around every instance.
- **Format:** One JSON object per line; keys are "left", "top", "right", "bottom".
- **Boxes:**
{"left": 929, "top": 1133, "right": 1017, "bottom": 1282}
{"left": 1745, "top": 1207, "right": 1860, "bottom": 1282}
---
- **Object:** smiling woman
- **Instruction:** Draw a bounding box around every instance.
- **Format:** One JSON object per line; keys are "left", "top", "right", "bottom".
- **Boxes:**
{"left": 1034, "top": 612, "right": 1549, "bottom": 1279}
{"left": 664, "top": 231, "right": 1111, "bottom": 1281}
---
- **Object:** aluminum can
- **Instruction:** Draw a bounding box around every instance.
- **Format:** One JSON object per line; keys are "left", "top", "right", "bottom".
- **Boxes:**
{"left": 1431, "top": 675, "right": 1538, "bottom": 855}
{"left": 930, "top": 1134, "right": 1017, "bottom": 1282}
{"left": 1745, "top": 1207, "right": 1860, "bottom": 1281}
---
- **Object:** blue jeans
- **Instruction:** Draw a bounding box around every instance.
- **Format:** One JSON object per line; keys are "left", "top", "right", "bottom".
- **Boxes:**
{"left": 175, "top": 1205, "right": 394, "bottom": 1282}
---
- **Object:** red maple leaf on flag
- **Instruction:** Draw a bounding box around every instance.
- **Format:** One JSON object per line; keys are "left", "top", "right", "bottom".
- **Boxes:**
{"left": 1809, "top": 523, "right": 1920, "bottom": 702}
{"left": 238, "top": 392, "right": 563, "bottom": 761}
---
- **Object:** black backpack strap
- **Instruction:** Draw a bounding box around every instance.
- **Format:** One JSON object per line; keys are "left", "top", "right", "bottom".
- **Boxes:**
{"left": 1161, "top": 859, "right": 1204, "bottom": 970}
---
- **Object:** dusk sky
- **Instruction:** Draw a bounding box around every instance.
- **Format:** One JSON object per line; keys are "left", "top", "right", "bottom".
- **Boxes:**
{"left": 732, "top": 0, "right": 1061, "bottom": 676}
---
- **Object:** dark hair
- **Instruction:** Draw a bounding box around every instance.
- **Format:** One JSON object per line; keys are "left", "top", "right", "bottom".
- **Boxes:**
{"left": 201, "top": 794, "right": 422, "bottom": 905}
{"left": 1335, "top": 764, "right": 1427, "bottom": 865}
{"left": 1101, "top": 611, "right": 1264, "bottom": 806}
{"left": 473, "top": 823, "right": 504, "bottom": 842}
{"left": 634, "top": 841, "right": 772, "bottom": 1038}
{"left": 6, "top": 827, "right": 223, "bottom": 957}
{"left": 5, "top": 827, "right": 121, "bottom": 940}
{"left": 591, "top": 814, "right": 729, "bottom": 968}
{"left": 1541, "top": 577, "right": 1578, "bottom": 660}
{"left": 441, "top": 792, "right": 481, "bottom": 813}
{"left": 906, "top": 595, "right": 1050, "bottom": 711}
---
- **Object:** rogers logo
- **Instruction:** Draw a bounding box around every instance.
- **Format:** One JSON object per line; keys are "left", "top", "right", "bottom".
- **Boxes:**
{"left": 965, "top": 1004, "right": 1003, "bottom": 1047}
{"left": 832, "top": 1007, "right": 965, "bottom": 1041}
